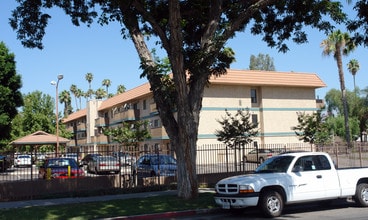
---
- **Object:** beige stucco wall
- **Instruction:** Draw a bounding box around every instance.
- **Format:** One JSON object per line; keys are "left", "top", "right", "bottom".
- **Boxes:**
{"left": 197, "top": 85, "right": 318, "bottom": 146}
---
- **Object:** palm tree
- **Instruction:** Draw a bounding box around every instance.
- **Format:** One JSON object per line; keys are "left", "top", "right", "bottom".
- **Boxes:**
{"left": 117, "top": 84, "right": 126, "bottom": 94}
{"left": 70, "top": 84, "right": 79, "bottom": 110}
{"left": 321, "top": 30, "right": 355, "bottom": 147}
{"left": 347, "top": 59, "right": 360, "bottom": 90}
{"left": 102, "top": 79, "right": 111, "bottom": 96}
{"left": 59, "top": 90, "right": 72, "bottom": 118}
{"left": 95, "top": 88, "right": 107, "bottom": 100}
{"left": 85, "top": 72, "right": 93, "bottom": 99}
{"left": 85, "top": 89, "right": 94, "bottom": 101}
{"left": 76, "top": 88, "right": 83, "bottom": 109}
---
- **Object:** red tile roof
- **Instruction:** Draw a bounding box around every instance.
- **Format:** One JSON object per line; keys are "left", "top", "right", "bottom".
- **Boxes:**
{"left": 98, "top": 83, "right": 151, "bottom": 111}
{"left": 62, "top": 109, "right": 87, "bottom": 123}
{"left": 62, "top": 69, "right": 326, "bottom": 122}
{"left": 210, "top": 69, "right": 326, "bottom": 87}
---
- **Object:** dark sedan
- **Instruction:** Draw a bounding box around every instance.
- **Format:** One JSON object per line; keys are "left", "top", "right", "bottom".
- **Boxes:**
{"left": 80, "top": 153, "right": 102, "bottom": 166}
{"left": 38, "top": 158, "right": 84, "bottom": 179}
{"left": 132, "top": 154, "right": 177, "bottom": 178}
{"left": 0, "top": 155, "right": 11, "bottom": 172}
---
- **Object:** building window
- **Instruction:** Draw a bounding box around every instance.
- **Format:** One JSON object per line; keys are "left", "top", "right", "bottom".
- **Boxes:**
{"left": 251, "top": 89, "right": 257, "bottom": 103}
{"left": 143, "top": 100, "right": 147, "bottom": 110}
{"left": 151, "top": 119, "right": 161, "bottom": 128}
{"left": 252, "top": 114, "right": 258, "bottom": 125}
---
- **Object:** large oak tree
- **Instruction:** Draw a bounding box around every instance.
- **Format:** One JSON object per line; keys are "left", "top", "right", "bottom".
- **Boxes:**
{"left": 9, "top": 0, "right": 347, "bottom": 199}
{"left": 0, "top": 42, "right": 23, "bottom": 148}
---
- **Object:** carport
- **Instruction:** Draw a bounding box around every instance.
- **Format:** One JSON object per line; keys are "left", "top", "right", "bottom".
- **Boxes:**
{"left": 10, "top": 130, "right": 70, "bottom": 156}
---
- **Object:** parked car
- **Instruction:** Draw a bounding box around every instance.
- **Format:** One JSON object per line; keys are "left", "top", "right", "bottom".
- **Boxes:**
{"left": 87, "top": 155, "right": 120, "bottom": 174}
{"left": 38, "top": 157, "right": 84, "bottom": 179}
{"left": 132, "top": 154, "right": 177, "bottom": 178}
{"left": 0, "top": 155, "right": 11, "bottom": 171}
{"left": 243, "top": 148, "right": 275, "bottom": 163}
{"left": 214, "top": 151, "right": 368, "bottom": 217}
{"left": 111, "top": 152, "right": 135, "bottom": 166}
{"left": 14, "top": 154, "right": 32, "bottom": 167}
{"left": 62, "top": 153, "right": 80, "bottom": 163}
{"left": 80, "top": 153, "right": 102, "bottom": 166}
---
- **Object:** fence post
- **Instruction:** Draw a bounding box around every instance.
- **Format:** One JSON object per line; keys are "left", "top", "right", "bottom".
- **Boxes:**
{"left": 46, "top": 168, "right": 51, "bottom": 180}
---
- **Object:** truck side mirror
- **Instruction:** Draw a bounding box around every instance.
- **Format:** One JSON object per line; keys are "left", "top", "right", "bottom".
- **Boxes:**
{"left": 292, "top": 165, "right": 303, "bottom": 172}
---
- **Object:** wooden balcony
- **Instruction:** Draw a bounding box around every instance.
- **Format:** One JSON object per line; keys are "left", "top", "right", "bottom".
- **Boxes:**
{"left": 95, "top": 117, "right": 109, "bottom": 127}
{"left": 75, "top": 138, "right": 87, "bottom": 145}
{"left": 77, "top": 123, "right": 86, "bottom": 131}
{"left": 91, "top": 135, "right": 109, "bottom": 144}
{"left": 150, "top": 103, "right": 157, "bottom": 112}
{"left": 114, "top": 109, "right": 140, "bottom": 122}
{"left": 150, "top": 127, "right": 167, "bottom": 138}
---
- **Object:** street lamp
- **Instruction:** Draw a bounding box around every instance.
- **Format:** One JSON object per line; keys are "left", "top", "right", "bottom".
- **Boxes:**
{"left": 51, "top": 74, "right": 64, "bottom": 157}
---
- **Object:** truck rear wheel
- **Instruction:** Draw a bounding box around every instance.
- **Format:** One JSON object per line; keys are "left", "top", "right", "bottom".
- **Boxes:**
{"left": 355, "top": 183, "right": 368, "bottom": 207}
{"left": 259, "top": 190, "right": 283, "bottom": 218}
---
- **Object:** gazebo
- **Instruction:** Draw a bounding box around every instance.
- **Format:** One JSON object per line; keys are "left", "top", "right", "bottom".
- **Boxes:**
{"left": 10, "top": 130, "right": 70, "bottom": 156}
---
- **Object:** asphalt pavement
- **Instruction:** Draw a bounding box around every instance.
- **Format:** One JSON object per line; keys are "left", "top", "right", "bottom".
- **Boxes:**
{"left": 0, "top": 188, "right": 218, "bottom": 220}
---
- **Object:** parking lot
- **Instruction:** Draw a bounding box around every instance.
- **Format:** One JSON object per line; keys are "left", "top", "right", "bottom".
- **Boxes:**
{"left": 0, "top": 164, "right": 133, "bottom": 182}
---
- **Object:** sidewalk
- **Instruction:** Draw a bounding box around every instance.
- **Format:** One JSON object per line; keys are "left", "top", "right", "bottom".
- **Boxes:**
{"left": 0, "top": 189, "right": 218, "bottom": 219}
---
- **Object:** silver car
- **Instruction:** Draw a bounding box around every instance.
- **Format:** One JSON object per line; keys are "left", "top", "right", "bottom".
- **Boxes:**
{"left": 87, "top": 155, "right": 120, "bottom": 174}
{"left": 111, "top": 152, "right": 135, "bottom": 166}
{"left": 243, "top": 149, "right": 275, "bottom": 163}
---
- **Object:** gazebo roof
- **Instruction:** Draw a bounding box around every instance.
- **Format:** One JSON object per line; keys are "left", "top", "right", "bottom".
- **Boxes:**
{"left": 10, "top": 131, "right": 70, "bottom": 146}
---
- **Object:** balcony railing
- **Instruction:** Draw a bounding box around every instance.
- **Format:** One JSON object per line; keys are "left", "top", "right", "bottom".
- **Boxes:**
{"left": 150, "top": 127, "right": 167, "bottom": 138}
{"left": 150, "top": 103, "right": 157, "bottom": 112}
{"left": 95, "top": 117, "right": 109, "bottom": 127}
{"left": 113, "top": 109, "right": 140, "bottom": 122}
{"left": 77, "top": 123, "right": 86, "bottom": 131}
{"left": 91, "top": 135, "right": 109, "bottom": 144}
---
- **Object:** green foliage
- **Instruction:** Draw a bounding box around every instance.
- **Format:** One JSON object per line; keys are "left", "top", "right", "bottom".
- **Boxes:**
{"left": 215, "top": 109, "right": 259, "bottom": 148}
{"left": 59, "top": 90, "right": 72, "bottom": 118}
{"left": 249, "top": 53, "right": 276, "bottom": 71}
{"left": 325, "top": 88, "right": 368, "bottom": 140}
{"left": 0, "top": 42, "right": 23, "bottom": 145}
{"left": 103, "top": 120, "right": 151, "bottom": 149}
{"left": 326, "top": 115, "right": 360, "bottom": 141}
{"left": 292, "top": 110, "right": 331, "bottom": 145}
{"left": 10, "top": 91, "right": 74, "bottom": 145}
{"left": 347, "top": 1, "right": 368, "bottom": 46}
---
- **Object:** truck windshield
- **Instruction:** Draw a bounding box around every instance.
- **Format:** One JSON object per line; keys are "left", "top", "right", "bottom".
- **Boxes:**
{"left": 254, "top": 156, "right": 294, "bottom": 173}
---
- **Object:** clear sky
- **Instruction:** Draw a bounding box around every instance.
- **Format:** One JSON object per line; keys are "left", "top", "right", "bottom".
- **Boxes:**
{"left": 1, "top": 2, "right": 367, "bottom": 110}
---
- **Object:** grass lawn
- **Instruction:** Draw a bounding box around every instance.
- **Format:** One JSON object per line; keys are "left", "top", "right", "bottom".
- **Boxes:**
{"left": 0, "top": 192, "right": 217, "bottom": 220}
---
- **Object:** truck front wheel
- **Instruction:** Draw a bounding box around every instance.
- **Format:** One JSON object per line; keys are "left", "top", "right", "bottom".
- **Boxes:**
{"left": 259, "top": 190, "right": 284, "bottom": 218}
{"left": 355, "top": 183, "right": 368, "bottom": 207}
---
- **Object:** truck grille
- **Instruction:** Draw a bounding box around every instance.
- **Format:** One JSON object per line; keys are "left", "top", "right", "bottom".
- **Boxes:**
{"left": 217, "top": 184, "right": 238, "bottom": 194}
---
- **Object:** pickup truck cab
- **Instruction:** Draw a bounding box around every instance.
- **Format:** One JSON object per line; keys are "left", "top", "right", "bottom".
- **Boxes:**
{"left": 214, "top": 152, "right": 368, "bottom": 217}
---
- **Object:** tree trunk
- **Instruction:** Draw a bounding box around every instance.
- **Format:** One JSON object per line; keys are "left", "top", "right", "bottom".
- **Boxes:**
{"left": 335, "top": 48, "right": 351, "bottom": 147}
{"left": 120, "top": 2, "right": 199, "bottom": 199}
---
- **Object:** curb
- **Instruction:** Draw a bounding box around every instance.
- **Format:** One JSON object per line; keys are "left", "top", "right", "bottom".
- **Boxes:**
{"left": 102, "top": 208, "right": 221, "bottom": 220}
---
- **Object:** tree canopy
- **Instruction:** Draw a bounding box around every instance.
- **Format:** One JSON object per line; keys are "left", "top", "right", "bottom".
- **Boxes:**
{"left": 0, "top": 42, "right": 23, "bottom": 147}
{"left": 8, "top": 0, "right": 348, "bottom": 199}
{"left": 249, "top": 53, "right": 275, "bottom": 71}
{"left": 215, "top": 109, "right": 259, "bottom": 148}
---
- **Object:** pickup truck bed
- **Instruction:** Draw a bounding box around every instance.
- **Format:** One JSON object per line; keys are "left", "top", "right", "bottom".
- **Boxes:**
{"left": 214, "top": 152, "right": 368, "bottom": 217}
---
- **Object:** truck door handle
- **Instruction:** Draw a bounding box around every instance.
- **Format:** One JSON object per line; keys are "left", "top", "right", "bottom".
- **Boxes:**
{"left": 316, "top": 175, "right": 322, "bottom": 179}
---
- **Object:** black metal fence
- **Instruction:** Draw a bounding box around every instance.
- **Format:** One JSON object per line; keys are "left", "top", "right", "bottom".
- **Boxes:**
{"left": 1, "top": 141, "right": 368, "bottom": 186}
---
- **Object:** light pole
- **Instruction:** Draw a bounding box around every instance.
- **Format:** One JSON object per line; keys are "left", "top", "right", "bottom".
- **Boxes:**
{"left": 51, "top": 74, "right": 63, "bottom": 157}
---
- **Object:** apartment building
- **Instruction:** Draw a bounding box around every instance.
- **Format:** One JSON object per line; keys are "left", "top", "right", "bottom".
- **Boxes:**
{"left": 62, "top": 69, "right": 325, "bottom": 153}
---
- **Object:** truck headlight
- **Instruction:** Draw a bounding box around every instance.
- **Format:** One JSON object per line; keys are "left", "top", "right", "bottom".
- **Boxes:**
{"left": 239, "top": 185, "right": 254, "bottom": 193}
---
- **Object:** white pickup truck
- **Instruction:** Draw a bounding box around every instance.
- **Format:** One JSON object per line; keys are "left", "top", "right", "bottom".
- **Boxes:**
{"left": 214, "top": 151, "right": 368, "bottom": 217}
